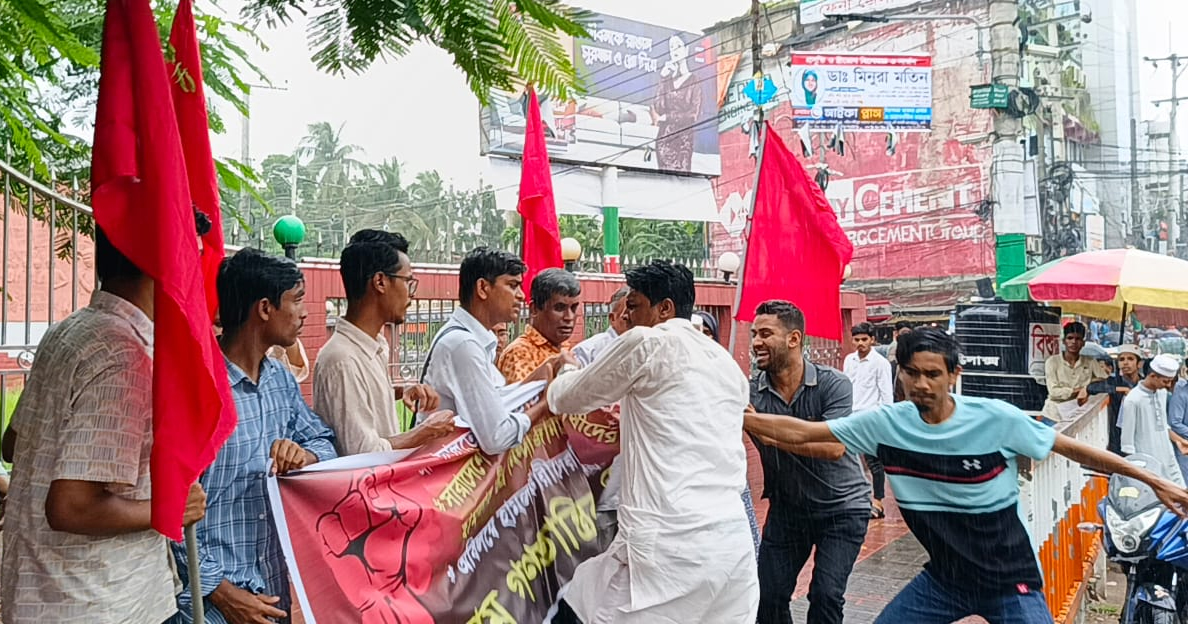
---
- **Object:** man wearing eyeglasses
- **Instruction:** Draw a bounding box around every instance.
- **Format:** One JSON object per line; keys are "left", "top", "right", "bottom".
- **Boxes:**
{"left": 313, "top": 229, "right": 456, "bottom": 456}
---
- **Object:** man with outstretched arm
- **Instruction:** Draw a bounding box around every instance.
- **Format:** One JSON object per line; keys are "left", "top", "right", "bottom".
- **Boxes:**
{"left": 745, "top": 327, "right": 1188, "bottom": 623}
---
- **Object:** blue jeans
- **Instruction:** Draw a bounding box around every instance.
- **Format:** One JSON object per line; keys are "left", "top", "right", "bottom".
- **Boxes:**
{"left": 757, "top": 506, "right": 868, "bottom": 624}
{"left": 875, "top": 570, "right": 1054, "bottom": 624}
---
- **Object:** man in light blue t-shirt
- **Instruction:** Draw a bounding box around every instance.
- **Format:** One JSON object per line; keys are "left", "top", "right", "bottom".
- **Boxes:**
{"left": 745, "top": 327, "right": 1188, "bottom": 623}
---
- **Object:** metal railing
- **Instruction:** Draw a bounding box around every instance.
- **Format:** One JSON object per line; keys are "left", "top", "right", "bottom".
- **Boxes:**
{"left": 0, "top": 154, "right": 95, "bottom": 441}
{"left": 1017, "top": 395, "right": 1109, "bottom": 622}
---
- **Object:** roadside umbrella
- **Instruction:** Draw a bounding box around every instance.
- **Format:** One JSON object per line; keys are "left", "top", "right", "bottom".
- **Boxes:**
{"left": 1000, "top": 249, "right": 1188, "bottom": 320}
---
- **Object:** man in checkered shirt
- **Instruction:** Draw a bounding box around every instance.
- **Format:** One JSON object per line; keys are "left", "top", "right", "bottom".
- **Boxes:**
{"left": 0, "top": 225, "right": 207, "bottom": 624}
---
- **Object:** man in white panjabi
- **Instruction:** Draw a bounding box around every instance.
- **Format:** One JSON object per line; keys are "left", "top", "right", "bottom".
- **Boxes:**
{"left": 546, "top": 261, "right": 759, "bottom": 623}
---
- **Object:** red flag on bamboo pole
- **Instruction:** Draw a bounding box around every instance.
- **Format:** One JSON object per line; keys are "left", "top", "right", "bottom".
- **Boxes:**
{"left": 734, "top": 122, "right": 854, "bottom": 340}
{"left": 517, "top": 87, "right": 563, "bottom": 293}
{"left": 168, "top": 0, "right": 224, "bottom": 321}
{"left": 91, "top": 0, "right": 236, "bottom": 540}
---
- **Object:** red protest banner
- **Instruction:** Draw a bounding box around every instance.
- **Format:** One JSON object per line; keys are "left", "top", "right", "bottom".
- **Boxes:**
{"left": 270, "top": 411, "right": 619, "bottom": 622}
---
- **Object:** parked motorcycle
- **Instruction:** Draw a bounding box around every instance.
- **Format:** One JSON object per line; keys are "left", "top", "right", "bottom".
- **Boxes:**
{"left": 1082, "top": 454, "right": 1188, "bottom": 624}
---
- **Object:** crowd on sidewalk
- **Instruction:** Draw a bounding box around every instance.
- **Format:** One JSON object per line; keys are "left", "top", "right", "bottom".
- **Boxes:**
{"left": 3, "top": 221, "right": 1188, "bottom": 624}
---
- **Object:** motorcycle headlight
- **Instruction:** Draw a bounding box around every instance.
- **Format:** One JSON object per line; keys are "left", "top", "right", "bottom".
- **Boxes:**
{"left": 1106, "top": 507, "right": 1164, "bottom": 554}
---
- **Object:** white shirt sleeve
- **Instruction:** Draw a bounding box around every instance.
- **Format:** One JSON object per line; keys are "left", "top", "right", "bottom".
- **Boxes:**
{"left": 1120, "top": 394, "right": 1139, "bottom": 455}
{"left": 549, "top": 329, "right": 652, "bottom": 416}
{"left": 878, "top": 357, "right": 894, "bottom": 406}
{"left": 438, "top": 338, "right": 530, "bottom": 455}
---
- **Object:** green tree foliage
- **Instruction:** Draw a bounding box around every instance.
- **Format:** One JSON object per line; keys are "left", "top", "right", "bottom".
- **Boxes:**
{"left": 243, "top": 0, "right": 589, "bottom": 104}
{"left": 237, "top": 123, "right": 711, "bottom": 264}
{"left": 0, "top": 0, "right": 266, "bottom": 181}
{"left": 557, "top": 214, "right": 708, "bottom": 263}
{"left": 231, "top": 122, "right": 510, "bottom": 260}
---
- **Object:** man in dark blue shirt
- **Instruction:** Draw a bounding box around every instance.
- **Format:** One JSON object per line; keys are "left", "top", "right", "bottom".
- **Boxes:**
{"left": 1087, "top": 344, "right": 1143, "bottom": 455}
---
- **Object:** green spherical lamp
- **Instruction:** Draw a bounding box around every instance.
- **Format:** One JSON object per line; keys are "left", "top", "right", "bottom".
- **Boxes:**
{"left": 273, "top": 215, "right": 306, "bottom": 260}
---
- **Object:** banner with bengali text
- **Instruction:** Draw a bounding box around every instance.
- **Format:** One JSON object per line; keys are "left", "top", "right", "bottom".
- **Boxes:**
{"left": 786, "top": 51, "right": 933, "bottom": 131}
{"left": 268, "top": 410, "right": 620, "bottom": 623}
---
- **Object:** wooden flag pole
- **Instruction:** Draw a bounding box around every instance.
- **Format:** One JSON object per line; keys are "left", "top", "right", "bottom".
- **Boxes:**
{"left": 727, "top": 119, "right": 768, "bottom": 361}
{"left": 187, "top": 524, "right": 205, "bottom": 623}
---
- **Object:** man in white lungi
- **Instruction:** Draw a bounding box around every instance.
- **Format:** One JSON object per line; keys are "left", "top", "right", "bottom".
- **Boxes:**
{"left": 546, "top": 260, "right": 759, "bottom": 623}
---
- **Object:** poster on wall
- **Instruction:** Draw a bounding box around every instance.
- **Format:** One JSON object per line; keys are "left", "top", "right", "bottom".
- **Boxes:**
{"left": 710, "top": 18, "right": 994, "bottom": 304}
{"left": 786, "top": 51, "right": 933, "bottom": 131}
{"left": 479, "top": 13, "right": 721, "bottom": 176}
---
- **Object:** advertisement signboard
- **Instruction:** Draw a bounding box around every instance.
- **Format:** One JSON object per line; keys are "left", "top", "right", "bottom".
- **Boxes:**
{"left": 479, "top": 13, "right": 721, "bottom": 176}
{"left": 799, "top": 0, "right": 923, "bottom": 24}
{"left": 710, "top": 19, "right": 994, "bottom": 304}
{"left": 786, "top": 51, "right": 933, "bottom": 131}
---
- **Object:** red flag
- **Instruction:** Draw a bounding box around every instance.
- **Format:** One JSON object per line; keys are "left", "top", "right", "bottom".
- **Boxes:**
{"left": 517, "top": 87, "right": 563, "bottom": 294}
{"left": 735, "top": 122, "right": 854, "bottom": 340}
{"left": 168, "top": 0, "right": 224, "bottom": 321}
{"left": 91, "top": 0, "right": 236, "bottom": 540}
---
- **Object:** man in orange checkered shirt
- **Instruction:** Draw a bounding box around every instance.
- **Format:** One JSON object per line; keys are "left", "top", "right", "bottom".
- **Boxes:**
{"left": 497, "top": 268, "right": 581, "bottom": 383}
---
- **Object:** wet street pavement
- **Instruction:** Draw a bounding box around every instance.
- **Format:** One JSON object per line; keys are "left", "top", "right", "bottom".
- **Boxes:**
{"left": 783, "top": 497, "right": 988, "bottom": 624}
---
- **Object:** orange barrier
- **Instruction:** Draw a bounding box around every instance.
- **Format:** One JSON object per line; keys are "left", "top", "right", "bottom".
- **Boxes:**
{"left": 1037, "top": 476, "right": 1108, "bottom": 622}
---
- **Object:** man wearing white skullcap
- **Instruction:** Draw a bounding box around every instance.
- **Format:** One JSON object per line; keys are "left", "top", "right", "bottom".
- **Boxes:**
{"left": 1120, "top": 353, "right": 1185, "bottom": 486}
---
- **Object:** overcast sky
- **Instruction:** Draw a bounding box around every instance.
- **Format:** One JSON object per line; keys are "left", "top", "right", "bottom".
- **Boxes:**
{"left": 205, "top": 0, "right": 1186, "bottom": 188}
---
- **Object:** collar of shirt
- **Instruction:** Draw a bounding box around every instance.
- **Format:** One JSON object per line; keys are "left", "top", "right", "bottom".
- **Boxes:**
{"left": 90, "top": 290, "right": 153, "bottom": 350}
{"left": 332, "top": 317, "right": 387, "bottom": 358}
{"left": 521, "top": 324, "right": 559, "bottom": 350}
{"left": 451, "top": 307, "right": 498, "bottom": 357}
{"left": 1057, "top": 354, "right": 1093, "bottom": 370}
{"left": 756, "top": 356, "right": 819, "bottom": 401}
{"left": 226, "top": 355, "right": 285, "bottom": 390}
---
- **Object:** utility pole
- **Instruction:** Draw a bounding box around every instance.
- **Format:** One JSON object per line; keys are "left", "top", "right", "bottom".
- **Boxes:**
{"left": 751, "top": 0, "right": 762, "bottom": 76}
{"left": 1147, "top": 53, "right": 1188, "bottom": 255}
{"left": 1131, "top": 119, "right": 1142, "bottom": 247}
{"left": 989, "top": 0, "right": 1024, "bottom": 284}
{"left": 240, "top": 82, "right": 289, "bottom": 237}
{"left": 291, "top": 161, "right": 299, "bottom": 215}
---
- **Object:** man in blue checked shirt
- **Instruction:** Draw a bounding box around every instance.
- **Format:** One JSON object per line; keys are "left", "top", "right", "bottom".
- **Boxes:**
{"left": 171, "top": 248, "right": 337, "bottom": 624}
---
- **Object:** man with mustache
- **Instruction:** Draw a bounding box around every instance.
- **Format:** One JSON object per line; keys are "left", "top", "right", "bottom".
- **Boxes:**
{"left": 745, "top": 327, "right": 1188, "bottom": 622}
{"left": 497, "top": 268, "right": 582, "bottom": 383}
{"left": 746, "top": 300, "right": 865, "bottom": 624}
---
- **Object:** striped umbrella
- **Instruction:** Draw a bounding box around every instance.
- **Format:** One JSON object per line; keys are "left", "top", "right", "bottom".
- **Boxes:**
{"left": 1000, "top": 248, "right": 1188, "bottom": 319}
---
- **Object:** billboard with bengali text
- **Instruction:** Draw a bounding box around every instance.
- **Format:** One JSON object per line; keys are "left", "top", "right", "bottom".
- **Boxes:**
{"left": 786, "top": 52, "right": 933, "bottom": 131}
{"left": 479, "top": 13, "right": 721, "bottom": 176}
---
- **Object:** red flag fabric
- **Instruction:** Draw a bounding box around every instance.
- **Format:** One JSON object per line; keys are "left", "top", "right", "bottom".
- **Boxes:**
{"left": 517, "top": 87, "right": 563, "bottom": 294}
{"left": 91, "top": 0, "right": 237, "bottom": 541}
{"left": 735, "top": 122, "right": 854, "bottom": 340}
{"left": 168, "top": 0, "right": 224, "bottom": 321}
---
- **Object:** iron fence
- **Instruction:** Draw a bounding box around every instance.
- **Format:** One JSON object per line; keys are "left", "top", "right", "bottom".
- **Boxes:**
{"left": 0, "top": 155, "right": 94, "bottom": 446}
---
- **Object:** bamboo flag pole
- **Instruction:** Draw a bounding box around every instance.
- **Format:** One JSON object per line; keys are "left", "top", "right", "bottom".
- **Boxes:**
{"left": 727, "top": 118, "right": 768, "bottom": 360}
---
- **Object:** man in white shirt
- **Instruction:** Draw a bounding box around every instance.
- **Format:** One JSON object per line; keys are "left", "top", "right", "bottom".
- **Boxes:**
{"left": 843, "top": 322, "right": 894, "bottom": 518}
{"left": 421, "top": 246, "right": 560, "bottom": 455}
{"left": 572, "top": 286, "right": 628, "bottom": 366}
{"left": 547, "top": 260, "right": 759, "bottom": 624}
{"left": 314, "top": 229, "right": 455, "bottom": 456}
{"left": 1121, "top": 353, "right": 1185, "bottom": 486}
{"left": 570, "top": 285, "right": 630, "bottom": 549}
